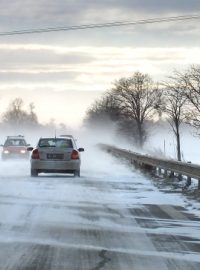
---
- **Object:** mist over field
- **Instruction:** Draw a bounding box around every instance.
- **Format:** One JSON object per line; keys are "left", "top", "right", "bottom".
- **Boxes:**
{"left": 1, "top": 119, "right": 200, "bottom": 166}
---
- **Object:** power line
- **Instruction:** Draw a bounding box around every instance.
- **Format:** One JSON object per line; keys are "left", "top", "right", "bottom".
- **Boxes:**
{"left": 0, "top": 14, "right": 199, "bottom": 36}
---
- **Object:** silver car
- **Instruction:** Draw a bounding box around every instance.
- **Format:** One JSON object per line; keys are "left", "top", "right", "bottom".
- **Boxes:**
{"left": 27, "top": 136, "right": 84, "bottom": 177}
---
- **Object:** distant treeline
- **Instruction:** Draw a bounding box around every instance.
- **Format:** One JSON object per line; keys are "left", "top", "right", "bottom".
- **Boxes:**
{"left": 84, "top": 65, "right": 200, "bottom": 161}
{"left": 0, "top": 97, "right": 67, "bottom": 133}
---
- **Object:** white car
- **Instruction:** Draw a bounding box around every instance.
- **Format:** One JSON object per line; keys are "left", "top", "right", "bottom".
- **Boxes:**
{"left": 27, "top": 136, "right": 84, "bottom": 177}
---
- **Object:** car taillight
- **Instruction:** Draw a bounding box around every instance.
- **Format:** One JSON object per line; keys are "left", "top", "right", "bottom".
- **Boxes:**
{"left": 32, "top": 149, "right": 40, "bottom": 159}
{"left": 71, "top": 150, "right": 79, "bottom": 160}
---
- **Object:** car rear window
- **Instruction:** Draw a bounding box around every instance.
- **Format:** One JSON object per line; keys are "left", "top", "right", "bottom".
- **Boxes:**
{"left": 39, "top": 138, "right": 73, "bottom": 148}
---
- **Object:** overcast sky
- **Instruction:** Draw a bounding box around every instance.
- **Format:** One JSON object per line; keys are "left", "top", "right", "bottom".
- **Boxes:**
{"left": 0, "top": 0, "right": 200, "bottom": 127}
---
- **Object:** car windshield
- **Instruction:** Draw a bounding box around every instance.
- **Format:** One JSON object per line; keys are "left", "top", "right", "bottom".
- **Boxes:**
{"left": 39, "top": 138, "right": 73, "bottom": 148}
{"left": 5, "top": 139, "right": 26, "bottom": 147}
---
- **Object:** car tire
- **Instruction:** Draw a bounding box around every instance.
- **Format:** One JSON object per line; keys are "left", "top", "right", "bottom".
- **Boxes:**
{"left": 31, "top": 169, "right": 38, "bottom": 177}
{"left": 74, "top": 170, "right": 80, "bottom": 177}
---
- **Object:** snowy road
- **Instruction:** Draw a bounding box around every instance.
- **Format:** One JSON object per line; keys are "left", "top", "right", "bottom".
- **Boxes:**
{"left": 0, "top": 149, "right": 200, "bottom": 270}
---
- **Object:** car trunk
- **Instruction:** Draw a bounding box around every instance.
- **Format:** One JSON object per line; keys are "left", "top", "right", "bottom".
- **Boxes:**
{"left": 38, "top": 147, "right": 72, "bottom": 161}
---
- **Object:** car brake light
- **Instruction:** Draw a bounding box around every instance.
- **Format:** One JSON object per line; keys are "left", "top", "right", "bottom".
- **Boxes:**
{"left": 32, "top": 149, "right": 40, "bottom": 159}
{"left": 71, "top": 150, "right": 79, "bottom": 160}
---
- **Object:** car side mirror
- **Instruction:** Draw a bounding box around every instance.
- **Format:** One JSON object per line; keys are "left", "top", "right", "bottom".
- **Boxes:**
{"left": 27, "top": 147, "right": 34, "bottom": 151}
{"left": 78, "top": 148, "right": 84, "bottom": 152}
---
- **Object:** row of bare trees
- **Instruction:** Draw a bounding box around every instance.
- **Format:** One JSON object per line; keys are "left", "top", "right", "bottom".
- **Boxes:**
{"left": 2, "top": 98, "right": 38, "bottom": 127}
{"left": 0, "top": 97, "right": 68, "bottom": 132}
{"left": 84, "top": 66, "right": 200, "bottom": 161}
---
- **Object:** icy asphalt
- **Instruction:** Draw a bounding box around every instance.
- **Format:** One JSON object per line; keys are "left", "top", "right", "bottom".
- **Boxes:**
{"left": 0, "top": 147, "right": 200, "bottom": 270}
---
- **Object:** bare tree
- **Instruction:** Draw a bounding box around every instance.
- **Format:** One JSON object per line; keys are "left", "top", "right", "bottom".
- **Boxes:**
{"left": 84, "top": 92, "right": 121, "bottom": 128}
{"left": 2, "top": 98, "right": 39, "bottom": 127}
{"left": 3, "top": 98, "right": 27, "bottom": 126}
{"left": 116, "top": 118, "right": 139, "bottom": 145}
{"left": 29, "top": 102, "right": 38, "bottom": 126}
{"left": 111, "top": 72, "right": 161, "bottom": 147}
{"left": 162, "top": 81, "right": 187, "bottom": 161}
{"left": 177, "top": 65, "right": 200, "bottom": 129}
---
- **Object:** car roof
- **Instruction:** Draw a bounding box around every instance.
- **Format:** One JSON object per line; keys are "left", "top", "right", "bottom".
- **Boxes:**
{"left": 6, "top": 135, "right": 25, "bottom": 139}
{"left": 39, "top": 136, "right": 74, "bottom": 140}
{"left": 59, "top": 135, "right": 74, "bottom": 138}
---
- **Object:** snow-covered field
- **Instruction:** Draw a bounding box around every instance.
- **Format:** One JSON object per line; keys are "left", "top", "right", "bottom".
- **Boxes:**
{"left": 144, "top": 127, "right": 200, "bottom": 164}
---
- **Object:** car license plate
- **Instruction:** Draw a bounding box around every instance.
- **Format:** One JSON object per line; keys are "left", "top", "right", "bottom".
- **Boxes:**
{"left": 47, "top": 153, "right": 64, "bottom": 160}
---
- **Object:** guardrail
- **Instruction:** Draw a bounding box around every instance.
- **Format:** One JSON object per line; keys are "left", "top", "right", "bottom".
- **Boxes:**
{"left": 99, "top": 144, "right": 200, "bottom": 189}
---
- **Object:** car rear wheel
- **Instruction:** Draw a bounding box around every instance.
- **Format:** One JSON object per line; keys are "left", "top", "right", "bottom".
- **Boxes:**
{"left": 74, "top": 170, "right": 80, "bottom": 177}
{"left": 31, "top": 169, "right": 38, "bottom": 177}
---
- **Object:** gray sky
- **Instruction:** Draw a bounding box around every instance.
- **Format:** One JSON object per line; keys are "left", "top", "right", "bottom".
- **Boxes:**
{"left": 0, "top": 0, "right": 200, "bottom": 127}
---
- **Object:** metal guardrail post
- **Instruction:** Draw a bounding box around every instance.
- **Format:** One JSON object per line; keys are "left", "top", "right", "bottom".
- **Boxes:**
{"left": 186, "top": 176, "right": 192, "bottom": 187}
{"left": 178, "top": 174, "right": 182, "bottom": 181}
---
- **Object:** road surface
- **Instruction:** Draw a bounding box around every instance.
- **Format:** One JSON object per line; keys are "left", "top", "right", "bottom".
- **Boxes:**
{"left": 0, "top": 151, "right": 200, "bottom": 270}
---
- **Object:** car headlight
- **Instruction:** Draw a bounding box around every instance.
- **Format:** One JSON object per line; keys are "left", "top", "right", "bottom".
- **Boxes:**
{"left": 20, "top": 150, "right": 26, "bottom": 154}
{"left": 3, "top": 150, "right": 9, "bottom": 154}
